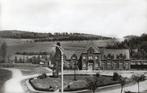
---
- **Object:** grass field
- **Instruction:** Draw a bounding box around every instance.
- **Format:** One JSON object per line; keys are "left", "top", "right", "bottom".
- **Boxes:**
{"left": 0, "top": 69, "right": 12, "bottom": 93}
{"left": 20, "top": 67, "right": 51, "bottom": 75}
{"left": 4, "top": 38, "right": 115, "bottom": 58}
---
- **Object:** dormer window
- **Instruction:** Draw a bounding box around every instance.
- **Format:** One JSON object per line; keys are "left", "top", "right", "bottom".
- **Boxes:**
{"left": 87, "top": 47, "right": 94, "bottom": 54}
{"left": 95, "top": 56, "right": 98, "bottom": 59}
{"left": 88, "top": 56, "right": 93, "bottom": 60}
{"left": 71, "top": 54, "right": 77, "bottom": 60}
{"left": 83, "top": 56, "right": 86, "bottom": 60}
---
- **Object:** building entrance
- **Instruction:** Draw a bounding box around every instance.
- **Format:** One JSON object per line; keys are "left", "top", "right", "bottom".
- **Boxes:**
{"left": 88, "top": 60, "right": 94, "bottom": 70}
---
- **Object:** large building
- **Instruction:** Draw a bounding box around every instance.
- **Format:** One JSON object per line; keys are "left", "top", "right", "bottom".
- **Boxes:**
{"left": 78, "top": 46, "right": 130, "bottom": 70}
{"left": 52, "top": 43, "right": 131, "bottom": 71}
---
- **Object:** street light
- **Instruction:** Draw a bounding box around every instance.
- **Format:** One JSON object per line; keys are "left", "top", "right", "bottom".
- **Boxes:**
{"left": 56, "top": 44, "right": 64, "bottom": 93}
{"left": 71, "top": 54, "right": 77, "bottom": 81}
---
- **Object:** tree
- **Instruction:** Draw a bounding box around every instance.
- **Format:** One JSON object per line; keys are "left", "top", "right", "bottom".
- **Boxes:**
{"left": 85, "top": 76, "right": 103, "bottom": 93}
{"left": 132, "top": 75, "right": 145, "bottom": 93}
{"left": 14, "top": 56, "right": 18, "bottom": 63}
{"left": 0, "top": 42, "right": 7, "bottom": 62}
{"left": 120, "top": 78, "right": 127, "bottom": 93}
{"left": 113, "top": 72, "right": 121, "bottom": 81}
{"left": 96, "top": 72, "right": 100, "bottom": 78}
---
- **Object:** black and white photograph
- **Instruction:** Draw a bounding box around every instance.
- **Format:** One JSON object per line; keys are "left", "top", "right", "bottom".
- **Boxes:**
{"left": 0, "top": 0, "right": 147, "bottom": 93}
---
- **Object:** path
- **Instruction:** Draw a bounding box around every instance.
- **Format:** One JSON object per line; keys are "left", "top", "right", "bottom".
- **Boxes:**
{"left": 3, "top": 68, "right": 41, "bottom": 93}
{"left": 3, "top": 68, "right": 25, "bottom": 93}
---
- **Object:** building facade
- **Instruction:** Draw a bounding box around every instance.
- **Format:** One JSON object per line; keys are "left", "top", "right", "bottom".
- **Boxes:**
{"left": 79, "top": 47, "right": 101, "bottom": 70}
{"left": 78, "top": 47, "right": 130, "bottom": 70}
{"left": 52, "top": 44, "right": 131, "bottom": 71}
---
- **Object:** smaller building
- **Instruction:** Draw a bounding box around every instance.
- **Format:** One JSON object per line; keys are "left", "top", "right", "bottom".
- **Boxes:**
{"left": 101, "top": 49, "right": 130, "bottom": 70}
{"left": 10, "top": 53, "right": 50, "bottom": 66}
{"left": 131, "top": 60, "right": 147, "bottom": 70}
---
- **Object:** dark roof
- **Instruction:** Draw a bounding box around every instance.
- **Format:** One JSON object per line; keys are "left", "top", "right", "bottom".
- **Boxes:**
{"left": 103, "top": 49, "right": 130, "bottom": 60}
{"left": 62, "top": 41, "right": 100, "bottom": 59}
{"left": 51, "top": 42, "right": 130, "bottom": 60}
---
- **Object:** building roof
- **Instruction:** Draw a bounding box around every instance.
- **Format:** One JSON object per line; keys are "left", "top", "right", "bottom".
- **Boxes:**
{"left": 51, "top": 42, "right": 130, "bottom": 60}
{"left": 62, "top": 41, "right": 101, "bottom": 59}
{"left": 103, "top": 49, "right": 130, "bottom": 60}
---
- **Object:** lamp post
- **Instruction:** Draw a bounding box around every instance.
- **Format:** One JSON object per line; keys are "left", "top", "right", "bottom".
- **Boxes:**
{"left": 56, "top": 44, "right": 64, "bottom": 93}
{"left": 74, "top": 61, "right": 77, "bottom": 81}
{"left": 71, "top": 54, "right": 77, "bottom": 81}
{"left": 61, "top": 49, "right": 64, "bottom": 93}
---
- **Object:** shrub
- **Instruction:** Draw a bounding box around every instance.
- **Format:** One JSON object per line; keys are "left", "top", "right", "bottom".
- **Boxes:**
{"left": 140, "top": 74, "right": 146, "bottom": 81}
{"left": 125, "top": 91, "right": 133, "bottom": 93}
{"left": 95, "top": 72, "right": 100, "bottom": 77}
{"left": 37, "top": 73, "right": 47, "bottom": 79}
{"left": 112, "top": 72, "right": 121, "bottom": 81}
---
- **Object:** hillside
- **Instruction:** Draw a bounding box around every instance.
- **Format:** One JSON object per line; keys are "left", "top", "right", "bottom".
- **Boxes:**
{"left": 6, "top": 39, "right": 115, "bottom": 57}
{"left": 0, "top": 30, "right": 116, "bottom": 59}
{"left": 0, "top": 30, "right": 112, "bottom": 41}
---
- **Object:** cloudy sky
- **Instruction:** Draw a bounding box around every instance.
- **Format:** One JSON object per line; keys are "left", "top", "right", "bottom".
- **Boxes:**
{"left": 1, "top": 0, "right": 147, "bottom": 37}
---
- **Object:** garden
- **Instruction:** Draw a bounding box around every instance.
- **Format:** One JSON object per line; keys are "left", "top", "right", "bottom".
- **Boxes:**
{"left": 29, "top": 72, "right": 126, "bottom": 92}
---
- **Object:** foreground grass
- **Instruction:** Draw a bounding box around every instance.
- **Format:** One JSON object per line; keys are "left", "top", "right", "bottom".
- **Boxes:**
{"left": 20, "top": 67, "right": 51, "bottom": 75}
{"left": 0, "top": 69, "right": 12, "bottom": 92}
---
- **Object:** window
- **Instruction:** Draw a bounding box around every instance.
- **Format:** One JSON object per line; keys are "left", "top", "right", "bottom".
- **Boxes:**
{"left": 83, "top": 56, "right": 86, "bottom": 59}
{"left": 88, "top": 56, "right": 93, "bottom": 60}
{"left": 87, "top": 47, "right": 94, "bottom": 54}
{"left": 95, "top": 56, "right": 98, "bottom": 59}
{"left": 83, "top": 63, "right": 86, "bottom": 67}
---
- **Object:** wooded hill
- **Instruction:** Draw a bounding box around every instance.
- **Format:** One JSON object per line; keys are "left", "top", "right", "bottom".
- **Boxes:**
{"left": 0, "top": 30, "right": 112, "bottom": 41}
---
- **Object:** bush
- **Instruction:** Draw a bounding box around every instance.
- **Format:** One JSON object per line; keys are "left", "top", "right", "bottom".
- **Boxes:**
{"left": 140, "top": 74, "right": 146, "bottom": 81}
{"left": 37, "top": 73, "right": 47, "bottom": 79}
{"left": 125, "top": 91, "right": 133, "bottom": 93}
{"left": 112, "top": 72, "right": 121, "bottom": 81}
{"left": 95, "top": 72, "right": 100, "bottom": 77}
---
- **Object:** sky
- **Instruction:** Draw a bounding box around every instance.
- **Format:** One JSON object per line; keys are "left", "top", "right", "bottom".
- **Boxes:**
{"left": 1, "top": 0, "right": 147, "bottom": 38}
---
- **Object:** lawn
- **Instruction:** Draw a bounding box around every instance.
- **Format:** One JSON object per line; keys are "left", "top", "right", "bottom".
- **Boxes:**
{"left": 0, "top": 69, "right": 12, "bottom": 93}
{"left": 19, "top": 67, "right": 51, "bottom": 75}
{"left": 30, "top": 74, "right": 120, "bottom": 92}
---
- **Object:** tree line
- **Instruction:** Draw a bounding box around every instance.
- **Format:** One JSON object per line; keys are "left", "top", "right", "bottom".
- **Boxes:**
{"left": 15, "top": 51, "right": 50, "bottom": 55}
{"left": 106, "top": 33, "right": 147, "bottom": 59}
{"left": 34, "top": 35, "right": 111, "bottom": 42}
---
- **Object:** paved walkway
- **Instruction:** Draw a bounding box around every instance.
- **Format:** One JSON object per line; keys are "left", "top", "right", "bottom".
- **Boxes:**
{"left": 3, "top": 68, "right": 47, "bottom": 93}
{"left": 3, "top": 68, "right": 25, "bottom": 93}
